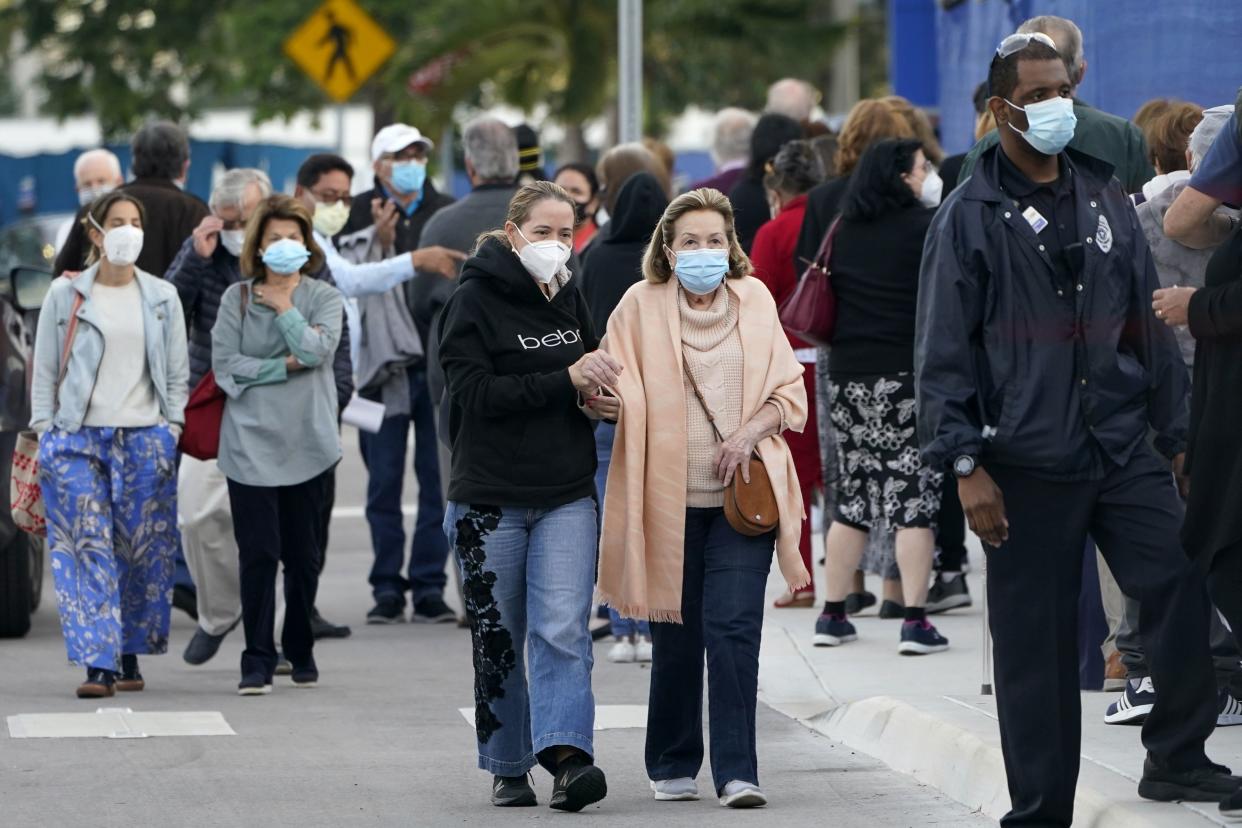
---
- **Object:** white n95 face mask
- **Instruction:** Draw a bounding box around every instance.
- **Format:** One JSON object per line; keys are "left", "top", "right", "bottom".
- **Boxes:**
{"left": 919, "top": 169, "right": 944, "bottom": 208}
{"left": 220, "top": 229, "right": 246, "bottom": 257}
{"left": 90, "top": 214, "right": 143, "bottom": 266}
{"left": 515, "top": 227, "right": 571, "bottom": 284}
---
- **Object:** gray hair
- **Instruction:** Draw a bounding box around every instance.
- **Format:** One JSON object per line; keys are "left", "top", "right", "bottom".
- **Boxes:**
{"left": 1190, "top": 105, "right": 1236, "bottom": 171}
{"left": 1018, "top": 15, "right": 1085, "bottom": 87}
{"left": 131, "top": 120, "right": 190, "bottom": 180}
{"left": 72, "top": 148, "right": 122, "bottom": 183}
{"left": 463, "top": 116, "right": 519, "bottom": 183}
{"left": 209, "top": 168, "right": 272, "bottom": 213}
{"left": 765, "top": 78, "right": 818, "bottom": 122}
{"left": 711, "top": 108, "right": 757, "bottom": 166}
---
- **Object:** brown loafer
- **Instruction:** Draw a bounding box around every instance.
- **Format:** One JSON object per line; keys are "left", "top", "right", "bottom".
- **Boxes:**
{"left": 76, "top": 669, "right": 116, "bottom": 699}
{"left": 115, "top": 676, "right": 145, "bottom": 692}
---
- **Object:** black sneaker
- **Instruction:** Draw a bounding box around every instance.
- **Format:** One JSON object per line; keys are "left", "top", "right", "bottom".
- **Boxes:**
{"left": 1220, "top": 783, "right": 1242, "bottom": 820}
{"left": 238, "top": 674, "right": 273, "bottom": 696}
{"left": 311, "top": 608, "right": 352, "bottom": 639}
{"left": 172, "top": 584, "right": 198, "bottom": 621}
{"left": 844, "top": 591, "right": 877, "bottom": 615}
{"left": 492, "top": 774, "right": 537, "bottom": 807}
{"left": 898, "top": 620, "right": 950, "bottom": 655}
{"left": 549, "top": 757, "right": 607, "bottom": 812}
{"left": 183, "top": 627, "right": 229, "bottom": 665}
{"left": 275, "top": 652, "right": 294, "bottom": 676}
{"left": 76, "top": 668, "right": 116, "bottom": 699}
{"left": 926, "top": 574, "right": 972, "bottom": 614}
{"left": 1139, "top": 757, "right": 1242, "bottom": 802}
{"left": 116, "top": 654, "right": 144, "bottom": 692}
{"left": 366, "top": 597, "right": 406, "bottom": 625}
{"left": 878, "top": 599, "right": 906, "bottom": 619}
{"left": 291, "top": 667, "right": 319, "bottom": 688}
{"left": 412, "top": 596, "right": 457, "bottom": 624}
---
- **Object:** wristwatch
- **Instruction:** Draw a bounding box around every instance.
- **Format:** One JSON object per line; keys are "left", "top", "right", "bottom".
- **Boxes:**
{"left": 953, "top": 455, "right": 977, "bottom": 478}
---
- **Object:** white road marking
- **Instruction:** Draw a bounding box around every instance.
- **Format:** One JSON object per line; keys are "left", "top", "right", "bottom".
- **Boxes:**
{"left": 7, "top": 710, "right": 235, "bottom": 739}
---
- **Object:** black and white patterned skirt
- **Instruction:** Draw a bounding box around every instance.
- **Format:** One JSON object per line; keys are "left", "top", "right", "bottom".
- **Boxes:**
{"left": 828, "top": 372, "right": 943, "bottom": 532}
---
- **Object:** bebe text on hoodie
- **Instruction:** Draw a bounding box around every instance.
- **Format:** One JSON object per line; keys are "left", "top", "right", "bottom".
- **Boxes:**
{"left": 518, "top": 328, "right": 583, "bottom": 349}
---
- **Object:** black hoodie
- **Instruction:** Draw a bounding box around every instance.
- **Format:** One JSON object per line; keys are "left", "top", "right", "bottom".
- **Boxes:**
{"left": 579, "top": 172, "right": 670, "bottom": 334}
{"left": 438, "top": 236, "right": 599, "bottom": 508}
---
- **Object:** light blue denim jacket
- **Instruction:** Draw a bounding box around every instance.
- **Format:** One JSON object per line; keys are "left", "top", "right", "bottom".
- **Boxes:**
{"left": 31, "top": 264, "right": 190, "bottom": 432}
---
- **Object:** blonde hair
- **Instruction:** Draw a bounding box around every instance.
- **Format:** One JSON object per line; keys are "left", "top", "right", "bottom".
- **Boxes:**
{"left": 882, "top": 95, "right": 945, "bottom": 165}
{"left": 641, "top": 188, "right": 752, "bottom": 284}
{"left": 835, "top": 99, "right": 916, "bottom": 176}
{"left": 473, "top": 181, "right": 577, "bottom": 253}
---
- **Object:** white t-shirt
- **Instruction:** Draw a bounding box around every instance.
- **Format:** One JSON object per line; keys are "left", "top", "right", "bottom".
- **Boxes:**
{"left": 82, "top": 279, "right": 161, "bottom": 428}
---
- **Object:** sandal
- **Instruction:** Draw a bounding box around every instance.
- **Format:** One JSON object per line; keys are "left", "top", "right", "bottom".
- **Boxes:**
{"left": 773, "top": 589, "right": 816, "bottom": 609}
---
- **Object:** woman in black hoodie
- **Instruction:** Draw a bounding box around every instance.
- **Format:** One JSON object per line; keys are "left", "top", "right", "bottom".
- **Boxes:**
{"left": 439, "top": 182, "right": 622, "bottom": 813}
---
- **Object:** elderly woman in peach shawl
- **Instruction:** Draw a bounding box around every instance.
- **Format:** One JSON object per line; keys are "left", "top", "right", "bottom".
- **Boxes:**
{"left": 596, "top": 188, "right": 808, "bottom": 809}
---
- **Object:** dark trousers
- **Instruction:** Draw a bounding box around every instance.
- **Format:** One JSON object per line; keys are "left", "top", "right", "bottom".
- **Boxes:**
{"left": 1207, "top": 542, "right": 1242, "bottom": 678}
{"left": 359, "top": 369, "right": 448, "bottom": 605}
{"left": 646, "top": 508, "right": 774, "bottom": 796}
{"left": 935, "top": 481, "right": 967, "bottom": 572}
{"left": 228, "top": 471, "right": 329, "bottom": 681}
{"left": 986, "top": 446, "right": 1215, "bottom": 828}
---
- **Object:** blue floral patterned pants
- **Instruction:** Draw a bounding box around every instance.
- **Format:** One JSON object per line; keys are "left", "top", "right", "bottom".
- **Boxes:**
{"left": 39, "top": 426, "right": 179, "bottom": 672}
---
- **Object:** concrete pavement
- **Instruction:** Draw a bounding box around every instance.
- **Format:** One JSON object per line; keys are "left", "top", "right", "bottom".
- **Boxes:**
{"left": 0, "top": 433, "right": 992, "bottom": 827}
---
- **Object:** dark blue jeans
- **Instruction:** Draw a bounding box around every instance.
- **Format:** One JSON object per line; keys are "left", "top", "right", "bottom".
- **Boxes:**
{"left": 646, "top": 507, "right": 774, "bottom": 796}
{"left": 359, "top": 368, "right": 449, "bottom": 605}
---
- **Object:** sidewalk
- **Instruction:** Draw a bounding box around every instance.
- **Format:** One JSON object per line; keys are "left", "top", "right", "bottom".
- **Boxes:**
{"left": 756, "top": 536, "right": 1241, "bottom": 827}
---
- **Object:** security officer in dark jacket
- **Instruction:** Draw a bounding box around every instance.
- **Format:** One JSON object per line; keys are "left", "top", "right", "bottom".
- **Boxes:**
{"left": 915, "top": 36, "right": 1230, "bottom": 827}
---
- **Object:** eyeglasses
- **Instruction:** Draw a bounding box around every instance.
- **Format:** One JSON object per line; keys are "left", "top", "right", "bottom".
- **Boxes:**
{"left": 311, "top": 189, "right": 351, "bottom": 206}
{"left": 996, "top": 31, "right": 1056, "bottom": 58}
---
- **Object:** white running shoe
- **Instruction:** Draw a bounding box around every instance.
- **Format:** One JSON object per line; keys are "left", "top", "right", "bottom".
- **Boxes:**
{"left": 607, "top": 640, "right": 636, "bottom": 663}
{"left": 1219, "top": 689, "right": 1242, "bottom": 727}
{"left": 719, "top": 780, "right": 767, "bottom": 808}
{"left": 634, "top": 639, "right": 653, "bottom": 663}
{"left": 651, "top": 778, "right": 699, "bottom": 801}
{"left": 1104, "top": 676, "right": 1156, "bottom": 725}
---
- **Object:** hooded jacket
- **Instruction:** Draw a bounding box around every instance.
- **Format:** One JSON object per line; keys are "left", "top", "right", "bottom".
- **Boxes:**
{"left": 915, "top": 145, "right": 1189, "bottom": 476}
{"left": 579, "top": 172, "right": 669, "bottom": 334}
{"left": 438, "top": 236, "right": 599, "bottom": 508}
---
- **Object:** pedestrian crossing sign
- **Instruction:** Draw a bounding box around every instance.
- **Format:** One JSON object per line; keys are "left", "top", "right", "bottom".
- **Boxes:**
{"left": 283, "top": 0, "right": 396, "bottom": 102}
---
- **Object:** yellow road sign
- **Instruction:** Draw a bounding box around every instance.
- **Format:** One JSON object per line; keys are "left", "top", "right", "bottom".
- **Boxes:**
{"left": 283, "top": 0, "right": 396, "bottom": 102}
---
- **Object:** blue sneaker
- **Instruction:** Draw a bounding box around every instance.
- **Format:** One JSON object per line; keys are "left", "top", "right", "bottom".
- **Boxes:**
{"left": 813, "top": 613, "right": 857, "bottom": 647}
{"left": 1105, "top": 676, "right": 1155, "bottom": 725}
{"left": 898, "top": 620, "right": 949, "bottom": 655}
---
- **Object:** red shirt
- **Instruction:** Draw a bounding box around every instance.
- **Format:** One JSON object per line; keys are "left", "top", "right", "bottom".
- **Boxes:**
{"left": 749, "top": 193, "right": 812, "bottom": 350}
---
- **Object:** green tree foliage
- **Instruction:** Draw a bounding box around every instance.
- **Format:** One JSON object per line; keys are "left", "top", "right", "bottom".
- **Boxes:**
{"left": 4, "top": 0, "right": 844, "bottom": 140}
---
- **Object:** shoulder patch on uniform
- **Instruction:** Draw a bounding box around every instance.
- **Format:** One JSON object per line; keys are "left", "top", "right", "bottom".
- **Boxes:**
{"left": 1096, "top": 214, "right": 1113, "bottom": 254}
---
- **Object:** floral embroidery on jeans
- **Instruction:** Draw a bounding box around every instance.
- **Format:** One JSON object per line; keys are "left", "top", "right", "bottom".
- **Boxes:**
{"left": 452, "top": 505, "right": 513, "bottom": 745}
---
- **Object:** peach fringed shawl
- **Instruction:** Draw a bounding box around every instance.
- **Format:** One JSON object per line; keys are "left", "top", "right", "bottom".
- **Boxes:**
{"left": 596, "top": 276, "right": 810, "bottom": 623}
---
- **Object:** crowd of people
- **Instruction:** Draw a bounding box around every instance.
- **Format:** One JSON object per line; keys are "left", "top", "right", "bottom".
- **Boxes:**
{"left": 24, "top": 10, "right": 1242, "bottom": 822}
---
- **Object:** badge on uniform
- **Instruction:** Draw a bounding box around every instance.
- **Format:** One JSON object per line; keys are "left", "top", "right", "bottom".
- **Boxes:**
{"left": 1096, "top": 214, "right": 1113, "bottom": 253}
{"left": 1022, "top": 206, "right": 1049, "bottom": 233}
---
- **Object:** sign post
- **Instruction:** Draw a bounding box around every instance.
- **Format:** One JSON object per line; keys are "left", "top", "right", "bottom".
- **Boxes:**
{"left": 617, "top": 0, "right": 643, "bottom": 145}
{"left": 284, "top": 0, "right": 396, "bottom": 104}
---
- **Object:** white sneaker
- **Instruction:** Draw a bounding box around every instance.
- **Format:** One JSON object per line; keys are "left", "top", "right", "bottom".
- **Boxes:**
{"left": 651, "top": 778, "right": 699, "bottom": 801}
{"left": 719, "top": 780, "right": 767, "bottom": 808}
{"left": 607, "top": 640, "right": 636, "bottom": 663}
{"left": 634, "top": 639, "right": 653, "bottom": 663}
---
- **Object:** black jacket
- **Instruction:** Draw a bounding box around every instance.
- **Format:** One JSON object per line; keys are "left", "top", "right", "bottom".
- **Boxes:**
{"left": 728, "top": 174, "right": 772, "bottom": 254}
{"left": 438, "top": 237, "right": 599, "bottom": 508}
{"left": 579, "top": 172, "right": 669, "bottom": 334}
{"left": 915, "top": 145, "right": 1189, "bottom": 475}
{"left": 165, "top": 235, "right": 353, "bottom": 412}
{"left": 54, "top": 178, "right": 210, "bottom": 278}
{"left": 793, "top": 175, "right": 850, "bottom": 277}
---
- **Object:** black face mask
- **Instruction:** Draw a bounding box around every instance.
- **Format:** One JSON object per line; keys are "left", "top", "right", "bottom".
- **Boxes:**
{"left": 574, "top": 200, "right": 592, "bottom": 225}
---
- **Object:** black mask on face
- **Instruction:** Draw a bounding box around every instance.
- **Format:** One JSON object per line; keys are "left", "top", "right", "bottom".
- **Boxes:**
{"left": 574, "top": 200, "right": 591, "bottom": 225}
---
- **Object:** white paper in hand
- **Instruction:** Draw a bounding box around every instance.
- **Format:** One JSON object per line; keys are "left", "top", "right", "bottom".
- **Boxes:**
{"left": 342, "top": 395, "right": 385, "bottom": 434}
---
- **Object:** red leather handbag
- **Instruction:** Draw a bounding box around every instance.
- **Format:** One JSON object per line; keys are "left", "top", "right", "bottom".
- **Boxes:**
{"left": 778, "top": 216, "right": 841, "bottom": 347}
{"left": 178, "top": 285, "right": 248, "bottom": 461}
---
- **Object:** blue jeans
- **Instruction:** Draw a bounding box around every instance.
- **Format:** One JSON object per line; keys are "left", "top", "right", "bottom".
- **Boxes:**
{"left": 40, "top": 426, "right": 179, "bottom": 672}
{"left": 444, "top": 496, "right": 598, "bottom": 775}
{"left": 360, "top": 368, "right": 448, "bottom": 605}
{"left": 594, "top": 422, "right": 650, "bottom": 639}
{"left": 646, "top": 507, "right": 774, "bottom": 795}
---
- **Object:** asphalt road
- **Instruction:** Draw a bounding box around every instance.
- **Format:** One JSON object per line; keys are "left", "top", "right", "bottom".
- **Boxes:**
{"left": 0, "top": 433, "right": 993, "bottom": 827}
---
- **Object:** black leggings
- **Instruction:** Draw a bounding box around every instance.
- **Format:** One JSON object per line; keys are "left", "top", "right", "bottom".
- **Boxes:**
{"left": 1207, "top": 542, "right": 1242, "bottom": 651}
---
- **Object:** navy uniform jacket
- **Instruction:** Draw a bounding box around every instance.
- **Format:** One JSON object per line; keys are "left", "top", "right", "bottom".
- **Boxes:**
{"left": 915, "top": 145, "right": 1189, "bottom": 478}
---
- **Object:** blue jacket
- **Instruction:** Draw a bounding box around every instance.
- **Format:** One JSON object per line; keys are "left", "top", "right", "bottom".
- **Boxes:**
{"left": 31, "top": 264, "right": 190, "bottom": 432}
{"left": 915, "top": 146, "right": 1189, "bottom": 475}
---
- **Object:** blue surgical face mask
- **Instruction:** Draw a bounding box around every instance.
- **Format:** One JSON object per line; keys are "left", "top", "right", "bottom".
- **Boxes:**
{"left": 390, "top": 160, "right": 427, "bottom": 194}
{"left": 260, "top": 238, "right": 311, "bottom": 275}
{"left": 671, "top": 247, "right": 729, "bottom": 295}
{"left": 1005, "top": 96, "right": 1077, "bottom": 156}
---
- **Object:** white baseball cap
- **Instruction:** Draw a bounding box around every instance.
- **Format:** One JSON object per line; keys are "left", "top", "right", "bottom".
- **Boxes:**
{"left": 370, "top": 124, "right": 434, "bottom": 162}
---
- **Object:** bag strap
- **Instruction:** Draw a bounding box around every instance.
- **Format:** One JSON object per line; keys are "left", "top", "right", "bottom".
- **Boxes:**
{"left": 53, "top": 290, "right": 85, "bottom": 412}
{"left": 681, "top": 352, "right": 726, "bottom": 444}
